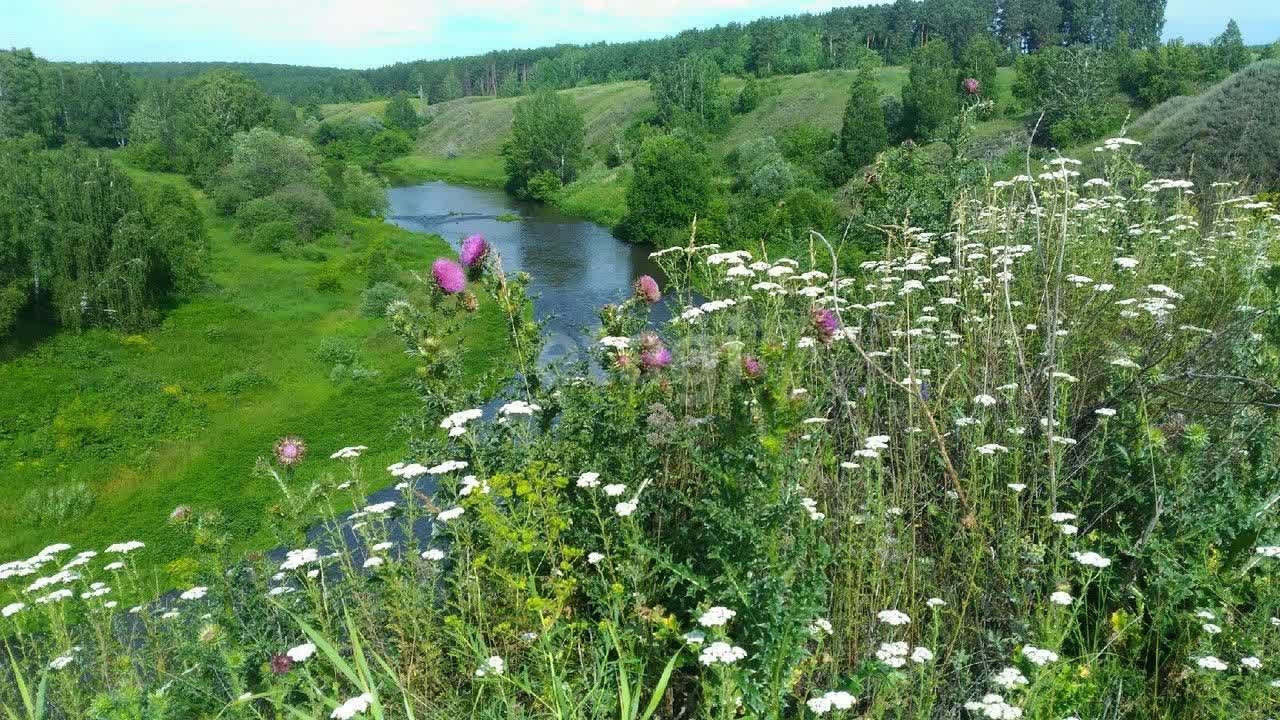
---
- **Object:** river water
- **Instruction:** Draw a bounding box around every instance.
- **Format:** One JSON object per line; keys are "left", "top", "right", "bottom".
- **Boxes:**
{"left": 386, "top": 181, "right": 665, "bottom": 364}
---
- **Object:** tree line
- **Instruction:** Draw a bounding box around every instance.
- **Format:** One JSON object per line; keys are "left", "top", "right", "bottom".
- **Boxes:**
{"left": 91, "top": 1, "right": 1172, "bottom": 108}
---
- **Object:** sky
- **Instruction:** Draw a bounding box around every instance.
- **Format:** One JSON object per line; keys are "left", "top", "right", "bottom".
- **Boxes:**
{"left": 2, "top": 0, "right": 1277, "bottom": 70}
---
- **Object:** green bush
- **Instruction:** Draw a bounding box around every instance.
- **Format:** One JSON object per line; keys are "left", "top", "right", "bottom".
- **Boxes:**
{"left": 1139, "top": 60, "right": 1280, "bottom": 189}
{"left": 308, "top": 265, "right": 343, "bottom": 293}
{"left": 525, "top": 170, "right": 563, "bottom": 201}
{"left": 315, "top": 335, "right": 357, "bottom": 365}
{"left": 270, "top": 183, "right": 336, "bottom": 239}
{"left": 902, "top": 41, "right": 957, "bottom": 139}
{"left": 617, "top": 134, "right": 712, "bottom": 245}
{"left": 235, "top": 196, "right": 290, "bottom": 231}
{"left": 1014, "top": 45, "right": 1123, "bottom": 146}
{"left": 359, "top": 281, "right": 406, "bottom": 317}
{"left": 248, "top": 220, "right": 299, "bottom": 253}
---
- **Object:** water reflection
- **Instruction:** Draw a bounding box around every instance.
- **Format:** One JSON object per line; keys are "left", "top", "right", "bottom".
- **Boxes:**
{"left": 387, "top": 181, "right": 667, "bottom": 364}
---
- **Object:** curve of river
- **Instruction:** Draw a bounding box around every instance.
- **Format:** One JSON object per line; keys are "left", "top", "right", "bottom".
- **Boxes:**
{"left": 387, "top": 181, "right": 666, "bottom": 364}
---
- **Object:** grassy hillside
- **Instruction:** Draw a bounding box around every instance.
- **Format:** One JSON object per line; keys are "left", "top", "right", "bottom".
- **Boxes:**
{"left": 337, "top": 67, "right": 1016, "bottom": 227}
{"left": 0, "top": 167, "right": 506, "bottom": 580}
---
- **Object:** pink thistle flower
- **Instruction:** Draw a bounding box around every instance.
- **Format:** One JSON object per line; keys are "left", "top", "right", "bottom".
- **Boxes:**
{"left": 962, "top": 77, "right": 980, "bottom": 96}
{"left": 640, "top": 345, "right": 673, "bottom": 372}
{"left": 274, "top": 436, "right": 307, "bottom": 466}
{"left": 432, "top": 258, "right": 467, "bottom": 294}
{"left": 460, "top": 234, "right": 489, "bottom": 269}
{"left": 270, "top": 654, "right": 294, "bottom": 675}
{"left": 741, "top": 355, "right": 763, "bottom": 379}
{"left": 810, "top": 307, "right": 840, "bottom": 342}
{"left": 633, "top": 275, "right": 661, "bottom": 304}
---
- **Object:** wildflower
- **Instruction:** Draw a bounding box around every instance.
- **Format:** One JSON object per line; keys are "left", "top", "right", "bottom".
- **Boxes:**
{"left": 633, "top": 275, "right": 661, "bottom": 304}
{"left": 460, "top": 234, "right": 489, "bottom": 269}
{"left": 180, "top": 586, "right": 208, "bottom": 601}
{"left": 577, "top": 472, "right": 601, "bottom": 488}
{"left": 876, "top": 641, "right": 909, "bottom": 667}
{"left": 1021, "top": 645, "right": 1059, "bottom": 666}
{"left": 698, "top": 641, "right": 747, "bottom": 666}
{"left": 364, "top": 501, "right": 396, "bottom": 514}
{"left": 279, "top": 545, "right": 318, "bottom": 568}
{"left": 2, "top": 602, "right": 24, "bottom": 618}
{"left": 699, "top": 606, "right": 737, "bottom": 627}
{"left": 1049, "top": 512, "right": 1077, "bottom": 523}
{"left": 810, "top": 307, "right": 840, "bottom": 342}
{"left": 614, "top": 500, "right": 638, "bottom": 517}
{"left": 499, "top": 400, "right": 541, "bottom": 416}
{"left": 1255, "top": 546, "right": 1280, "bottom": 558}
{"left": 1114, "top": 257, "right": 1139, "bottom": 270}
{"left": 926, "top": 597, "right": 946, "bottom": 608}
{"left": 978, "top": 443, "right": 1009, "bottom": 455}
{"left": 1241, "top": 656, "right": 1262, "bottom": 670}
{"left": 810, "top": 617, "right": 833, "bottom": 635}
{"left": 965, "top": 694, "right": 1023, "bottom": 719}
{"left": 683, "top": 630, "right": 706, "bottom": 645}
{"left": 1202, "top": 623, "right": 1222, "bottom": 635}
{"left": 600, "top": 336, "right": 630, "bottom": 350}
{"left": 428, "top": 460, "right": 468, "bottom": 474}
{"left": 587, "top": 552, "right": 605, "bottom": 565}
{"left": 604, "top": 483, "right": 627, "bottom": 497}
{"left": 475, "top": 655, "right": 506, "bottom": 677}
{"left": 911, "top": 646, "right": 935, "bottom": 663}
{"left": 1095, "top": 408, "right": 1116, "bottom": 417}
{"left": 807, "top": 690, "right": 856, "bottom": 715}
{"left": 741, "top": 355, "right": 764, "bottom": 379}
{"left": 431, "top": 258, "right": 466, "bottom": 294}
{"left": 1059, "top": 524, "right": 1079, "bottom": 536}
{"left": 331, "top": 693, "right": 373, "bottom": 719}
{"left": 992, "top": 667, "right": 1029, "bottom": 689}
{"left": 974, "top": 393, "right": 998, "bottom": 407}
{"left": 363, "top": 556, "right": 384, "bottom": 569}
{"left": 286, "top": 643, "right": 316, "bottom": 662}
{"left": 330, "top": 445, "right": 368, "bottom": 459}
{"left": 1071, "top": 551, "right": 1112, "bottom": 569}
{"left": 963, "top": 77, "right": 980, "bottom": 95}
{"left": 49, "top": 653, "right": 75, "bottom": 671}
{"left": 878, "top": 609, "right": 911, "bottom": 626}
{"left": 1196, "top": 656, "right": 1228, "bottom": 672}
{"left": 640, "top": 345, "right": 673, "bottom": 371}
{"left": 421, "top": 549, "right": 445, "bottom": 561}
{"left": 104, "top": 541, "right": 145, "bottom": 554}
{"left": 274, "top": 436, "right": 306, "bottom": 466}
{"left": 437, "top": 507, "right": 464, "bottom": 522}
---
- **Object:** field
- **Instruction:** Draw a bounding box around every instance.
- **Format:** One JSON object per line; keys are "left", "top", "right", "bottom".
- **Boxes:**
{"left": 332, "top": 67, "right": 1018, "bottom": 227}
{"left": 0, "top": 167, "right": 507, "bottom": 580}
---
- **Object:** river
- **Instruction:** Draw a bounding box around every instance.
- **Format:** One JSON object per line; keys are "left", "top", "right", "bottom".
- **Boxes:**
{"left": 386, "top": 180, "right": 666, "bottom": 364}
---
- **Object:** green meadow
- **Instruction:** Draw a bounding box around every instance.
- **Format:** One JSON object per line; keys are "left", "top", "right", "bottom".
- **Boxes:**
{"left": 0, "top": 167, "right": 506, "bottom": 578}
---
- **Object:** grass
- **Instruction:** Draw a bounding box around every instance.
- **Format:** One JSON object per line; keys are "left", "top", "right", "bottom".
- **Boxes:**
{"left": 0, "top": 167, "right": 507, "bottom": 581}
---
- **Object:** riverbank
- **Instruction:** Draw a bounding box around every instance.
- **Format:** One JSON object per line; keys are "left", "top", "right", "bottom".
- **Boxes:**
{"left": 381, "top": 152, "right": 630, "bottom": 229}
{"left": 0, "top": 167, "right": 508, "bottom": 582}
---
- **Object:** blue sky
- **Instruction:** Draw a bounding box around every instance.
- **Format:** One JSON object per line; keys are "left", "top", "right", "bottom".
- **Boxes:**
{"left": 3, "top": 0, "right": 1277, "bottom": 69}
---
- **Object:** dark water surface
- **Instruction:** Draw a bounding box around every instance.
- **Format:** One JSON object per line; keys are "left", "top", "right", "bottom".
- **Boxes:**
{"left": 387, "top": 181, "right": 665, "bottom": 363}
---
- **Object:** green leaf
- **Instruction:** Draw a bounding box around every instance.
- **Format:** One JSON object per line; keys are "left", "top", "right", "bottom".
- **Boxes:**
{"left": 638, "top": 649, "right": 681, "bottom": 720}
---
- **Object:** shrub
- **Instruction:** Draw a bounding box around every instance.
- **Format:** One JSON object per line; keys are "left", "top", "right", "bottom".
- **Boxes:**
{"left": 360, "top": 281, "right": 406, "bottom": 317}
{"left": 340, "top": 164, "right": 389, "bottom": 218}
{"left": 234, "top": 196, "right": 290, "bottom": 232}
{"left": 1139, "top": 60, "right": 1280, "bottom": 189}
{"left": 270, "top": 182, "right": 336, "bottom": 239}
{"left": 525, "top": 170, "right": 563, "bottom": 201}
{"left": 315, "top": 335, "right": 357, "bottom": 365}
{"left": 384, "top": 92, "right": 421, "bottom": 132}
{"left": 248, "top": 220, "right": 299, "bottom": 253}
{"left": 734, "top": 77, "right": 761, "bottom": 114}
{"left": 308, "top": 265, "right": 343, "bottom": 293}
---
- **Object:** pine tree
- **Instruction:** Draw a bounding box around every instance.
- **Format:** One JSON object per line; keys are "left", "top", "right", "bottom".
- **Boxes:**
{"left": 839, "top": 69, "right": 889, "bottom": 170}
{"left": 383, "top": 92, "right": 420, "bottom": 132}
